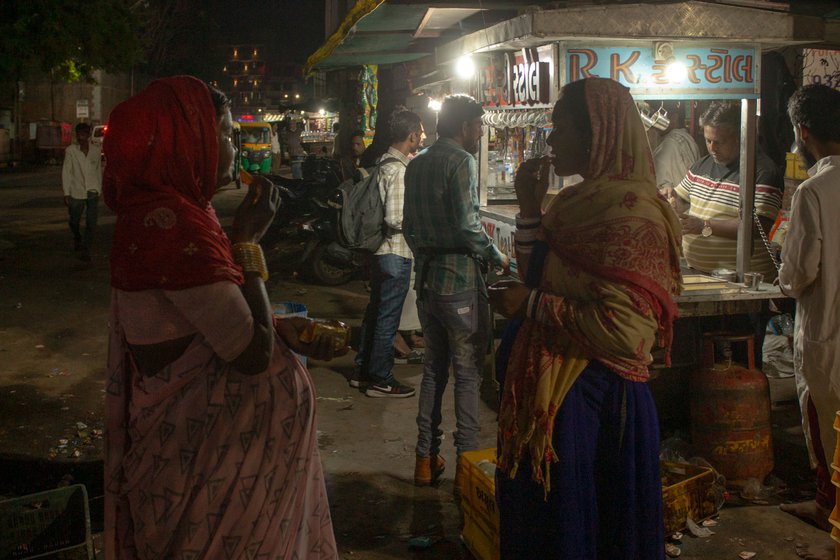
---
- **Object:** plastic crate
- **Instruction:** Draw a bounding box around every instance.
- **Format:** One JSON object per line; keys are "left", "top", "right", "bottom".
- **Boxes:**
{"left": 661, "top": 461, "right": 717, "bottom": 534}
{"left": 459, "top": 449, "right": 499, "bottom": 534}
{"left": 0, "top": 484, "right": 94, "bottom": 559}
{"left": 785, "top": 152, "right": 809, "bottom": 180}
{"left": 461, "top": 501, "right": 500, "bottom": 560}
{"left": 460, "top": 450, "right": 717, "bottom": 551}
{"left": 459, "top": 449, "right": 499, "bottom": 560}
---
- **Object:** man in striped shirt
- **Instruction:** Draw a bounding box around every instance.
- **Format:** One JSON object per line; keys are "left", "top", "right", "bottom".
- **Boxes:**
{"left": 673, "top": 101, "right": 783, "bottom": 279}
{"left": 404, "top": 94, "right": 508, "bottom": 490}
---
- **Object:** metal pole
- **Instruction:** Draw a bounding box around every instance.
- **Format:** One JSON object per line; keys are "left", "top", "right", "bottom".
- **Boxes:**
{"left": 479, "top": 127, "right": 488, "bottom": 207}
{"left": 736, "top": 98, "right": 757, "bottom": 282}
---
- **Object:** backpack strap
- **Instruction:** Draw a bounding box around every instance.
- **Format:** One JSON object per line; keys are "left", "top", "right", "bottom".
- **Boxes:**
{"left": 374, "top": 156, "right": 406, "bottom": 237}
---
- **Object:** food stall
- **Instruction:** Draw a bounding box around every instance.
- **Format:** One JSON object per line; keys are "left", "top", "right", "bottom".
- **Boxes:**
{"left": 263, "top": 110, "right": 339, "bottom": 158}
{"left": 424, "top": 11, "right": 829, "bottom": 549}
{"left": 429, "top": 1, "right": 822, "bottom": 299}
{"left": 425, "top": 3, "right": 826, "bottom": 444}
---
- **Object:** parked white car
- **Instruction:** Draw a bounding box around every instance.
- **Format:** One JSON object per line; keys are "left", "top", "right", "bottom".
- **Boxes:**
{"left": 91, "top": 124, "right": 107, "bottom": 145}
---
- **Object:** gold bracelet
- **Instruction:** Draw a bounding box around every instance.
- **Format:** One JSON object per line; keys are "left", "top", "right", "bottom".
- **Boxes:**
{"left": 232, "top": 242, "right": 268, "bottom": 281}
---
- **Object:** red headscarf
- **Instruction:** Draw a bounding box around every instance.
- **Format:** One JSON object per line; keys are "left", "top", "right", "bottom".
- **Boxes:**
{"left": 103, "top": 76, "right": 243, "bottom": 291}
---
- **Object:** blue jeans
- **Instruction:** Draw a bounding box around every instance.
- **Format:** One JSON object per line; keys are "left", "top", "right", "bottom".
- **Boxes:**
{"left": 415, "top": 289, "right": 491, "bottom": 457}
{"left": 355, "top": 254, "right": 413, "bottom": 384}
{"left": 68, "top": 191, "right": 99, "bottom": 253}
{"left": 291, "top": 156, "right": 305, "bottom": 180}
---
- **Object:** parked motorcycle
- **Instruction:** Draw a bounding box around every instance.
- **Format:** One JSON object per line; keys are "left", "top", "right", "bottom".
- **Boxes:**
{"left": 267, "top": 155, "right": 343, "bottom": 230}
{"left": 298, "top": 193, "right": 366, "bottom": 286}
{"left": 263, "top": 154, "right": 365, "bottom": 285}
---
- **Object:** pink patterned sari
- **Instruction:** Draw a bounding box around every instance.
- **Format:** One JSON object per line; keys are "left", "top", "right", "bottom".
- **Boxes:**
{"left": 102, "top": 76, "right": 338, "bottom": 559}
{"left": 105, "top": 306, "right": 337, "bottom": 559}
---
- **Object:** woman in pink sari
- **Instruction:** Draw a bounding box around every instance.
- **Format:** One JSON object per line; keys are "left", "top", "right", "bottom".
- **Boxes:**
{"left": 103, "top": 76, "right": 342, "bottom": 559}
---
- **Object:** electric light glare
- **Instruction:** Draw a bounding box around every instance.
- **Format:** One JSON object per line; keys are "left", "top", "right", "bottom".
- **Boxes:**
{"left": 665, "top": 61, "right": 688, "bottom": 83}
{"left": 455, "top": 56, "right": 475, "bottom": 79}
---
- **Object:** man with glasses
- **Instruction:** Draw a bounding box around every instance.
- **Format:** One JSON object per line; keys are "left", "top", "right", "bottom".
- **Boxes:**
{"left": 404, "top": 94, "right": 509, "bottom": 492}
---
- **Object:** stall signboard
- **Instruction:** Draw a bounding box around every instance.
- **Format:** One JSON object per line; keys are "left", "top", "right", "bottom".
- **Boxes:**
{"left": 480, "top": 213, "right": 518, "bottom": 275}
{"left": 802, "top": 48, "right": 840, "bottom": 90}
{"left": 507, "top": 48, "right": 551, "bottom": 106}
{"left": 478, "top": 46, "right": 554, "bottom": 108}
{"left": 562, "top": 43, "right": 759, "bottom": 100}
{"left": 76, "top": 99, "right": 89, "bottom": 119}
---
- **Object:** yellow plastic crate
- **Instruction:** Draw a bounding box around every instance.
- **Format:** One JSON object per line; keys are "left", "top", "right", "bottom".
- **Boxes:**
{"left": 461, "top": 501, "right": 500, "bottom": 560}
{"left": 661, "top": 461, "right": 717, "bottom": 534}
{"left": 459, "top": 449, "right": 499, "bottom": 560}
{"left": 461, "top": 449, "right": 716, "bottom": 551}
{"left": 785, "top": 152, "right": 809, "bottom": 180}
{"left": 459, "top": 449, "right": 499, "bottom": 534}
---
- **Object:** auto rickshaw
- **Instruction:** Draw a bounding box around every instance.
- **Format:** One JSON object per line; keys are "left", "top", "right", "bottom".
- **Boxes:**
{"left": 238, "top": 121, "right": 273, "bottom": 174}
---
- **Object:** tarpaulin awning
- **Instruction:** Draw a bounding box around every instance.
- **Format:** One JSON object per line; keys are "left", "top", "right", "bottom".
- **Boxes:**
{"left": 304, "top": 1, "right": 489, "bottom": 75}
{"left": 305, "top": 0, "right": 428, "bottom": 74}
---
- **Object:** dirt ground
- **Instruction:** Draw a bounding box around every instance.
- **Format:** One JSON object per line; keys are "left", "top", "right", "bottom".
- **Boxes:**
{"left": 0, "top": 166, "right": 833, "bottom": 559}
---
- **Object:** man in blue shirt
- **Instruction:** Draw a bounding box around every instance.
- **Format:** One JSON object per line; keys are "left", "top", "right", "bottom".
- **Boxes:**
{"left": 404, "top": 94, "right": 508, "bottom": 490}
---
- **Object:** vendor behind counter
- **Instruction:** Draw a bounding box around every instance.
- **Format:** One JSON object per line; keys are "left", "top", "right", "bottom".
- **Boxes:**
{"left": 673, "top": 101, "right": 783, "bottom": 280}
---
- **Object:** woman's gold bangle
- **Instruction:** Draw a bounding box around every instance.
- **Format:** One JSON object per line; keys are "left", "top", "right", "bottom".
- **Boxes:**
{"left": 232, "top": 242, "right": 268, "bottom": 282}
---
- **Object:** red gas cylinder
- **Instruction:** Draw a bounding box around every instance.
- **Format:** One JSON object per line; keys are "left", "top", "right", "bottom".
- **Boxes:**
{"left": 689, "top": 333, "right": 774, "bottom": 487}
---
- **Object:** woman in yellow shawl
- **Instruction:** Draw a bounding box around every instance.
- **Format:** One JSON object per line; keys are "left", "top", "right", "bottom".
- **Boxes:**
{"left": 489, "top": 78, "right": 682, "bottom": 559}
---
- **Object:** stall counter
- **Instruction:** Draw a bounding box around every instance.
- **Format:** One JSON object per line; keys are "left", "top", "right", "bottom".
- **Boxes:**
{"left": 479, "top": 205, "right": 787, "bottom": 317}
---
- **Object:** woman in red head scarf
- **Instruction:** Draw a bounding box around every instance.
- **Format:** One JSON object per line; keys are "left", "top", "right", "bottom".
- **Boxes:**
{"left": 103, "top": 76, "right": 343, "bottom": 559}
{"left": 490, "top": 78, "right": 682, "bottom": 559}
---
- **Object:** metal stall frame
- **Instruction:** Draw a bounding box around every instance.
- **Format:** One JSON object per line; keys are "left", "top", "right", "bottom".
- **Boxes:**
{"left": 432, "top": 1, "right": 824, "bottom": 282}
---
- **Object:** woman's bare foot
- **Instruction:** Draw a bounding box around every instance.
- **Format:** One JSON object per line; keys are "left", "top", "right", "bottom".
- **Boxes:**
{"left": 780, "top": 500, "right": 833, "bottom": 532}
{"left": 794, "top": 540, "right": 836, "bottom": 560}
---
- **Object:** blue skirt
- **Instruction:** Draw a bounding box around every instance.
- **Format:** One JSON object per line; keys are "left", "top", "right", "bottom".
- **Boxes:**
{"left": 496, "top": 360, "right": 664, "bottom": 560}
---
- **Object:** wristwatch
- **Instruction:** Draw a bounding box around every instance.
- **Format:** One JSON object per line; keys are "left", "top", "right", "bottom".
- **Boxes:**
{"left": 701, "top": 220, "right": 713, "bottom": 237}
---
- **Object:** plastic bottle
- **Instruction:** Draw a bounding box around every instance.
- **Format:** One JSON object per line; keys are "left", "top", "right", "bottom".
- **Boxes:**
{"left": 504, "top": 152, "right": 515, "bottom": 184}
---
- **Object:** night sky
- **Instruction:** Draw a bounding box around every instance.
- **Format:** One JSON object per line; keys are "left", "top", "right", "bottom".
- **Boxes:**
{"left": 204, "top": 0, "right": 325, "bottom": 63}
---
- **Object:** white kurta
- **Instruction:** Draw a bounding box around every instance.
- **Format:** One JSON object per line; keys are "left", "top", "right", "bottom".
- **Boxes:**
{"left": 62, "top": 143, "right": 102, "bottom": 199}
{"left": 778, "top": 155, "right": 840, "bottom": 468}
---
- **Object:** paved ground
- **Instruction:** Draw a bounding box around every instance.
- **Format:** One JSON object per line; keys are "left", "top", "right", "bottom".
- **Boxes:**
{"left": 0, "top": 166, "right": 833, "bottom": 559}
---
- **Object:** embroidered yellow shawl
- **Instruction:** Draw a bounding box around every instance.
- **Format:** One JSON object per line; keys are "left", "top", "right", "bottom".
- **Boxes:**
{"left": 497, "top": 78, "right": 683, "bottom": 491}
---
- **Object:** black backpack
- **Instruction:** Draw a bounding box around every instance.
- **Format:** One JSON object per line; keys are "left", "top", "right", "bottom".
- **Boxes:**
{"left": 334, "top": 157, "right": 402, "bottom": 253}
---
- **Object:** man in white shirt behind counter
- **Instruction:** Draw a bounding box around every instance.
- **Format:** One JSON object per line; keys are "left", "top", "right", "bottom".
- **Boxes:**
{"left": 62, "top": 122, "right": 102, "bottom": 262}
{"left": 653, "top": 101, "right": 700, "bottom": 197}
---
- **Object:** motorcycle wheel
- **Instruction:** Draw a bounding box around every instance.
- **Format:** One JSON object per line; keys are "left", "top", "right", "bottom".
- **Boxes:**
{"left": 306, "top": 244, "right": 357, "bottom": 286}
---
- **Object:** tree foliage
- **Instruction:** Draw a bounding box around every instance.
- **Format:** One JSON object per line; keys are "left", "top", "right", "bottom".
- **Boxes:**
{"left": 0, "top": 0, "right": 144, "bottom": 87}
{"left": 133, "top": 0, "right": 225, "bottom": 80}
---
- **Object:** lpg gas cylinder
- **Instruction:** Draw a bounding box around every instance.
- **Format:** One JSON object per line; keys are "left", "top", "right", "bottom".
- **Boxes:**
{"left": 689, "top": 333, "right": 774, "bottom": 487}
